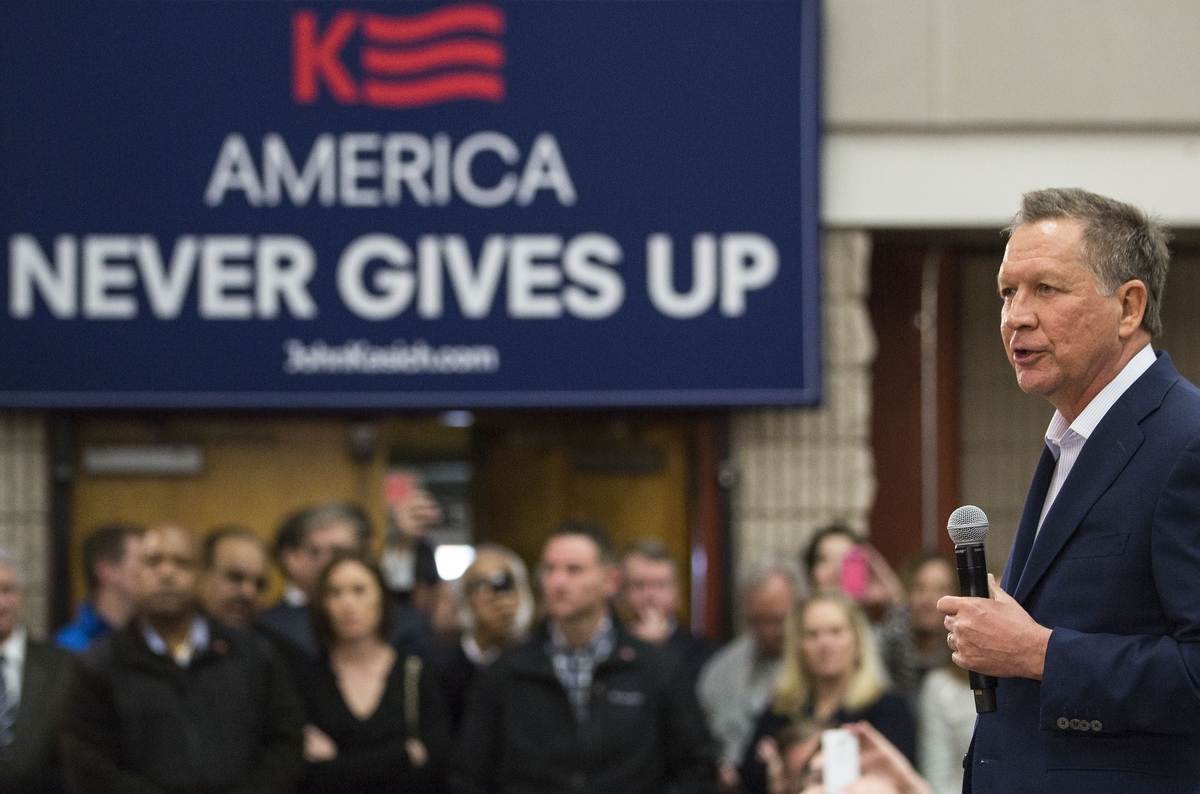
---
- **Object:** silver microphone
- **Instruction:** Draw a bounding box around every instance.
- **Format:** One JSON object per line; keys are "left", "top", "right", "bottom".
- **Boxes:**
{"left": 947, "top": 505, "right": 997, "bottom": 713}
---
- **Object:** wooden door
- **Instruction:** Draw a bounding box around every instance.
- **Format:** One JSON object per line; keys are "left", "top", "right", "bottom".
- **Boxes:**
{"left": 68, "top": 411, "right": 703, "bottom": 625}
{"left": 472, "top": 413, "right": 695, "bottom": 617}
{"left": 69, "top": 414, "right": 392, "bottom": 605}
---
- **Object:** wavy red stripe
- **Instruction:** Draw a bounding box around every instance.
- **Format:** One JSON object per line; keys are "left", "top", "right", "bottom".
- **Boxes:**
{"left": 362, "top": 40, "right": 504, "bottom": 75}
{"left": 362, "top": 5, "right": 504, "bottom": 44}
{"left": 363, "top": 72, "right": 506, "bottom": 108}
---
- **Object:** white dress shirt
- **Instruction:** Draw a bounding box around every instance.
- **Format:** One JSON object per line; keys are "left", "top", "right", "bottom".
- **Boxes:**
{"left": 283, "top": 585, "right": 307, "bottom": 607}
{"left": 382, "top": 547, "right": 416, "bottom": 592}
{"left": 1038, "top": 344, "right": 1157, "bottom": 534}
{"left": 143, "top": 616, "right": 210, "bottom": 667}
{"left": 0, "top": 627, "right": 26, "bottom": 705}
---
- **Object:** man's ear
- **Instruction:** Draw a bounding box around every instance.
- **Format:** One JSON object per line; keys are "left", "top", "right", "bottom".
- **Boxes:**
{"left": 602, "top": 563, "right": 621, "bottom": 599}
{"left": 1117, "top": 279, "right": 1148, "bottom": 338}
{"left": 94, "top": 558, "right": 121, "bottom": 588}
{"left": 279, "top": 547, "right": 305, "bottom": 580}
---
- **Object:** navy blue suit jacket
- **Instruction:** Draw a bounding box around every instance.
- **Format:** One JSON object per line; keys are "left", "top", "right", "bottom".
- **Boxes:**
{"left": 967, "top": 352, "right": 1200, "bottom": 793}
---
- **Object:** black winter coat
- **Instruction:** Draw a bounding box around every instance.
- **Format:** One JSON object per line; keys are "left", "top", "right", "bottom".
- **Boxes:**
{"left": 453, "top": 620, "right": 717, "bottom": 794}
{"left": 59, "top": 619, "right": 304, "bottom": 794}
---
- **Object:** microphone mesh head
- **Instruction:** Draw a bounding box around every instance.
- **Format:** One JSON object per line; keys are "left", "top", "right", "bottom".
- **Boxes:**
{"left": 947, "top": 505, "right": 989, "bottom": 544}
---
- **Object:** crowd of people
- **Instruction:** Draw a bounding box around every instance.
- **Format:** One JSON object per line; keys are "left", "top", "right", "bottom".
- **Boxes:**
{"left": 0, "top": 493, "right": 976, "bottom": 794}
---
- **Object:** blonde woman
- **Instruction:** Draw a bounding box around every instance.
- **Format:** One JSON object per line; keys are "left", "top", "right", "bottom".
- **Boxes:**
{"left": 740, "top": 592, "right": 916, "bottom": 794}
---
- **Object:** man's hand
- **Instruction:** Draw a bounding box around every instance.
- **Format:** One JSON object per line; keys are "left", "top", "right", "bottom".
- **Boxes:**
{"left": 861, "top": 545, "right": 905, "bottom": 608}
{"left": 938, "top": 574, "right": 1051, "bottom": 680}
{"left": 391, "top": 488, "right": 442, "bottom": 539}
{"left": 717, "top": 763, "right": 741, "bottom": 792}
{"left": 303, "top": 724, "right": 338, "bottom": 762}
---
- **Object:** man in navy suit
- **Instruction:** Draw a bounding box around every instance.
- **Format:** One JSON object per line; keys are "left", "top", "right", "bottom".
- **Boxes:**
{"left": 939, "top": 188, "right": 1200, "bottom": 792}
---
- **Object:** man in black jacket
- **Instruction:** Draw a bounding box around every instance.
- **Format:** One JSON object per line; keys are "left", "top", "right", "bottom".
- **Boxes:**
{"left": 60, "top": 524, "right": 304, "bottom": 794}
{"left": 455, "top": 521, "right": 716, "bottom": 794}
{"left": 619, "top": 540, "right": 715, "bottom": 688}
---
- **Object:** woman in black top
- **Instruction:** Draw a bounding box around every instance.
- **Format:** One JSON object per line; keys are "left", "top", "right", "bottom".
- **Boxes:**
{"left": 301, "top": 549, "right": 451, "bottom": 794}
{"left": 740, "top": 591, "right": 916, "bottom": 794}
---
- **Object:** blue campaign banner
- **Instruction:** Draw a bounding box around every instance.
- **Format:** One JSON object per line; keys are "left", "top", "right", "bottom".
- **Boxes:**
{"left": 0, "top": 0, "right": 821, "bottom": 408}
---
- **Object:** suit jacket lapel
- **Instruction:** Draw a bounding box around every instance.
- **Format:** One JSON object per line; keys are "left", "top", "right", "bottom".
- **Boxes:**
{"left": 1012, "top": 397, "right": 1146, "bottom": 605}
{"left": 11, "top": 643, "right": 47, "bottom": 762}
{"left": 1012, "top": 353, "right": 1181, "bottom": 604}
{"left": 1004, "top": 352, "right": 1180, "bottom": 607}
{"left": 1001, "top": 444, "right": 1056, "bottom": 593}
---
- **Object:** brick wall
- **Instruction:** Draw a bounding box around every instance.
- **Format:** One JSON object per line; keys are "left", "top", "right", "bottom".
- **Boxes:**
{"left": 730, "top": 231, "right": 876, "bottom": 586}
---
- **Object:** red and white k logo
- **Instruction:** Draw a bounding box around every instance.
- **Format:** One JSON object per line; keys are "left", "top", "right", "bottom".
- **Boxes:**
{"left": 292, "top": 4, "right": 506, "bottom": 108}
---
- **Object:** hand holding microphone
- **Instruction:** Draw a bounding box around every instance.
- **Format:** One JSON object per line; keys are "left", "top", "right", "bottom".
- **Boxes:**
{"left": 945, "top": 506, "right": 998, "bottom": 713}
{"left": 938, "top": 505, "right": 1054, "bottom": 713}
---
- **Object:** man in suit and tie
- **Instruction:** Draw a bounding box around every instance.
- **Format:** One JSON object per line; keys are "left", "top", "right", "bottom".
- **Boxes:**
{"left": 940, "top": 188, "right": 1200, "bottom": 793}
{"left": 0, "top": 547, "right": 74, "bottom": 794}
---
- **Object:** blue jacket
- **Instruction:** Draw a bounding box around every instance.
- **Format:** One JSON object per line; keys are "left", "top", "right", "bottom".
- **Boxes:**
{"left": 54, "top": 601, "right": 111, "bottom": 653}
{"left": 967, "top": 352, "right": 1200, "bottom": 793}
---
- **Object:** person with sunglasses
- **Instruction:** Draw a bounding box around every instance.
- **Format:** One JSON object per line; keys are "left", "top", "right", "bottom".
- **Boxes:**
{"left": 434, "top": 545, "right": 533, "bottom": 733}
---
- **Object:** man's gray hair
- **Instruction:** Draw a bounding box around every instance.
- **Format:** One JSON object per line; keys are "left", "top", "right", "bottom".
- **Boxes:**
{"left": 737, "top": 556, "right": 803, "bottom": 600}
{"left": 0, "top": 547, "right": 27, "bottom": 588}
{"left": 1007, "top": 188, "right": 1171, "bottom": 336}
{"left": 303, "top": 502, "right": 373, "bottom": 546}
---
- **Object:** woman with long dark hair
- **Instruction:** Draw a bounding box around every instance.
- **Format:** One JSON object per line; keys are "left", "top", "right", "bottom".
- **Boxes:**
{"left": 300, "top": 549, "right": 450, "bottom": 794}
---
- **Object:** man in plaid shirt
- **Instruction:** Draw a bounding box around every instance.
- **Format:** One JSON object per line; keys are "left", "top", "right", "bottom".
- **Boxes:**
{"left": 455, "top": 521, "right": 717, "bottom": 794}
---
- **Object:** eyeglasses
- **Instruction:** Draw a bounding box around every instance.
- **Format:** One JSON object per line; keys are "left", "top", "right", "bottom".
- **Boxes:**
{"left": 465, "top": 570, "right": 515, "bottom": 594}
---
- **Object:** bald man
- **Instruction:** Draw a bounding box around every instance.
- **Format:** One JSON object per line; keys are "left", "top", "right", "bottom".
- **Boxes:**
{"left": 61, "top": 524, "right": 303, "bottom": 794}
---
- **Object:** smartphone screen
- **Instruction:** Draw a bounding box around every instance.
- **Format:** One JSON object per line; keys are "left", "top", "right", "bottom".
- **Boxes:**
{"left": 821, "top": 729, "right": 861, "bottom": 793}
{"left": 839, "top": 546, "right": 869, "bottom": 599}
{"left": 384, "top": 471, "right": 418, "bottom": 506}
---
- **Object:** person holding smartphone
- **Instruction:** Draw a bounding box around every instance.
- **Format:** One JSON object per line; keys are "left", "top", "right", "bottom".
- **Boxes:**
{"left": 758, "top": 721, "right": 933, "bottom": 794}
{"left": 739, "top": 593, "right": 915, "bottom": 794}
{"left": 803, "top": 526, "right": 906, "bottom": 609}
{"left": 802, "top": 526, "right": 919, "bottom": 699}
